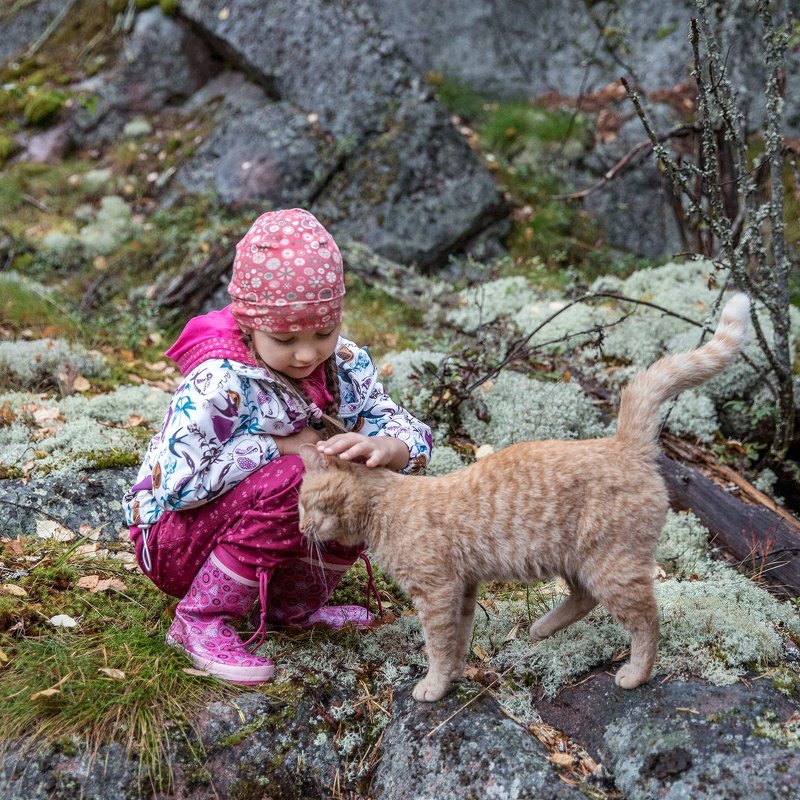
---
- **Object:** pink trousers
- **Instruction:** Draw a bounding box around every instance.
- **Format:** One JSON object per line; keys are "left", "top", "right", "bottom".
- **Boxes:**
{"left": 130, "top": 455, "right": 363, "bottom": 618}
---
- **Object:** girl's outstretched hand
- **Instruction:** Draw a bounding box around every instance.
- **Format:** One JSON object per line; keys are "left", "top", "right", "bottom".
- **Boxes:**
{"left": 317, "top": 433, "right": 409, "bottom": 471}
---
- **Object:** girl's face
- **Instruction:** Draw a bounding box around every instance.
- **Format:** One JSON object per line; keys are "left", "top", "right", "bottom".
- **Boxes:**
{"left": 251, "top": 324, "right": 341, "bottom": 379}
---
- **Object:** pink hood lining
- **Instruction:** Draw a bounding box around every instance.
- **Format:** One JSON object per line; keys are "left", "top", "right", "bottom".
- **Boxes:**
{"left": 165, "top": 305, "right": 257, "bottom": 376}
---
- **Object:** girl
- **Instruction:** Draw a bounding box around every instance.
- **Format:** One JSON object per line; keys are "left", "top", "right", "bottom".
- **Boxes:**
{"left": 123, "top": 208, "right": 432, "bottom": 685}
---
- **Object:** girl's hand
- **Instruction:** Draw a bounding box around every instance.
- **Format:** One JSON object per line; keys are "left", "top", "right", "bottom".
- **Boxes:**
{"left": 317, "top": 433, "right": 409, "bottom": 471}
{"left": 276, "top": 425, "right": 323, "bottom": 456}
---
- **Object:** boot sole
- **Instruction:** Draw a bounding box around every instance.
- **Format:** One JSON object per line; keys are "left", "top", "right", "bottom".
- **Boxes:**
{"left": 166, "top": 634, "right": 275, "bottom": 685}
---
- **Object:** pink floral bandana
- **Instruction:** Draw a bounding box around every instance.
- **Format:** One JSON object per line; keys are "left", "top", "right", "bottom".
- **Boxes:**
{"left": 227, "top": 208, "right": 345, "bottom": 332}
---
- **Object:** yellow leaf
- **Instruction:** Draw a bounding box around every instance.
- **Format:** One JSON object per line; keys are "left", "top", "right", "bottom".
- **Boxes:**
{"left": 31, "top": 687, "right": 61, "bottom": 700}
{"left": 472, "top": 644, "right": 490, "bottom": 661}
{"left": 0, "top": 647, "right": 9, "bottom": 663}
{"left": 549, "top": 752, "right": 574, "bottom": 768}
{"left": 73, "top": 375, "right": 91, "bottom": 392}
{"left": 1, "top": 584, "right": 27, "bottom": 597}
{"left": 98, "top": 667, "right": 126, "bottom": 680}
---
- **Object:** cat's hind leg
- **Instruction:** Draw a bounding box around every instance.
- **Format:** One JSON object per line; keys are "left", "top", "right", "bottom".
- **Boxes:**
{"left": 412, "top": 586, "right": 469, "bottom": 702}
{"left": 456, "top": 582, "right": 479, "bottom": 666}
{"left": 529, "top": 583, "right": 597, "bottom": 641}
{"left": 593, "top": 570, "right": 660, "bottom": 689}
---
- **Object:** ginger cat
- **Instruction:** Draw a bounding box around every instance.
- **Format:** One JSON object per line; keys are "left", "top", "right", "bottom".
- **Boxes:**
{"left": 298, "top": 294, "right": 750, "bottom": 701}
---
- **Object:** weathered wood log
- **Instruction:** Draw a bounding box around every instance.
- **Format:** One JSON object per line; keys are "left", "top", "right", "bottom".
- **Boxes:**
{"left": 658, "top": 451, "right": 800, "bottom": 598}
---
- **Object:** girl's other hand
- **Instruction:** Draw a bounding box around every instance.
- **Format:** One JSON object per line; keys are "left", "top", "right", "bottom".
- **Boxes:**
{"left": 317, "top": 432, "right": 409, "bottom": 471}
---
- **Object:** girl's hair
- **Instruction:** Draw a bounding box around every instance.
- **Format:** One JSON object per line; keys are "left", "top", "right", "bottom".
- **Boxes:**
{"left": 239, "top": 327, "right": 346, "bottom": 437}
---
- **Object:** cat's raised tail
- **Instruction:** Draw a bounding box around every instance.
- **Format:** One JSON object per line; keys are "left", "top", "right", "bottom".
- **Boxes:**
{"left": 615, "top": 292, "right": 751, "bottom": 447}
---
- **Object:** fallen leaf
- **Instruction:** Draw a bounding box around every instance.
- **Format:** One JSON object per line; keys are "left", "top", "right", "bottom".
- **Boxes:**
{"left": 30, "top": 687, "right": 61, "bottom": 700}
{"left": 2, "top": 537, "right": 25, "bottom": 557}
{"left": 77, "top": 575, "right": 126, "bottom": 593}
{"left": 73, "top": 375, "right": 91, "bottom": 392}
{"left": 73, "top": 543, "right": 99, "bottom": 557}
{"left": 549, "top": 752, "right": 574, "bottom": 768}
{"left": 504, "top": 623, "right": 520, "bottom": 642}
{"left": 379, "top": 362, "right": 394, "bottom": 377}
{"left": 48, "top": 614, "right": 77, "bottom": 628}
{"left": 182, "top": 667, "right": 212, "bottom": 677}
{"left": 35, "top": 519, "right": 75, "bottom": 542}
{"left": 0, "top": 647, "right": 8, "bottom": 663}
{"left": 98, "top": 667, "right": 126, "bottom": 680}
{"left": 126, "top": 415, "right": 145, "bottom": 427}
{"left": 472, "top": 644, "right": 490, "bottom": 661}
{"left": 0, "top": 584, "right": 27, "bottom": 597}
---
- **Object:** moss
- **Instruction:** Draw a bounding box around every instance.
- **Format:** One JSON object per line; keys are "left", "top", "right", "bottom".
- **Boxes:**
{"left": 23, "top": 89, "right": 67, "bottom": 126}
{"left": 85, "top": 450, "right": 141, "bottom": 470}
{"left": 0, "top": 133, "right": 17, "bottom": 166}
{"left": 216, "top": 717, "right": 269, "bottom": 749}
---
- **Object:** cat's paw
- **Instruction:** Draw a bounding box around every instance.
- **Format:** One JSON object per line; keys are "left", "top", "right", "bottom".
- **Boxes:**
{"left": 528, "top": 621, "right": 549, "bottom": 642}
{"left": 614, "top": 663, "right": 650, "bottom": 689}
{"left": 412, "top": 675, "right": 451, "bottom": 702}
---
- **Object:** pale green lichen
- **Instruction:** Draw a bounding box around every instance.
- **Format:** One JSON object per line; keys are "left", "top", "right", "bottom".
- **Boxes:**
{"left": 378, "top": 349, "right": 446, "bottom": 416}
{"left": 0, "top": 339, "right": 106, "bottom": 388}
{"left": 461, "top": 371, "right": 607, "bottom": 448}
{"left": 662, "top": 389, "right": 719, "bottom": 443}
{"left": 78, "top": 196, "right": 138, "bottom": 257}
{"left": 481, "top": 512, "right": 800, "bottom": 697}
{"left": 425, "top": 445, "right": 465, "bottom": 476}
{"left": 0, "top": 386, "right": 170, "bottom": 477}
{"left": 445, "top": 276, "right": 536, "bottom": 332}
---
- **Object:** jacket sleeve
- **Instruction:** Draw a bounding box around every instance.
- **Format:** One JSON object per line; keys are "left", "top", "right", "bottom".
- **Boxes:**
{"left": 338, "top": 342, "right": 433, "bottom": 474}
{"left": 149, "top": 360, "right": 293, "bottom": 511}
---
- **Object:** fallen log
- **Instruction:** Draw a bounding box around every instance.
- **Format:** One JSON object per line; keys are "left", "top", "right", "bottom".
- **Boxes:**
{"left": 658, "top": 443, "right": 800, "bottom": 598}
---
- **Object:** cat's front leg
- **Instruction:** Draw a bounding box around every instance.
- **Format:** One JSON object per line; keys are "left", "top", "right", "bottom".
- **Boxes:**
{"left": 412, "top": 589, "right": 466, "bottom": 702}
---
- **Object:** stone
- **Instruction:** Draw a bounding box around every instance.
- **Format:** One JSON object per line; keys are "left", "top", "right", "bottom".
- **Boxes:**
{"left": 536, "top": 670, "right": 800, "bottom": 800}
{"left": 371, "top": 683, "right": 584, "bottom": 800}
{"left": 69, "top": 8, "right": 219, "bottom": 148}
{"left": 0, "top": 469, "right": 136, "bottom": 543}
{"left": 177, "top": 0, "right": 506, "bottom": 268}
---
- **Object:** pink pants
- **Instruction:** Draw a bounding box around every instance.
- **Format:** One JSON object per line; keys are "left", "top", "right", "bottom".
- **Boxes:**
{"left": 130, "top": 455, "right": 362, "bottom": 610}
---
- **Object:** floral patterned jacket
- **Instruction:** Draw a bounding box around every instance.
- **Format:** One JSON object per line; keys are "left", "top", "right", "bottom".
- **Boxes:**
{"left": 123, "top": 307, "right": 432, "bottom": 529}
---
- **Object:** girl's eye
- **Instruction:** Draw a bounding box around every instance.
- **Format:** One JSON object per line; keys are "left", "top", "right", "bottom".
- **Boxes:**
{"left": 272, "top": 337, "right": 293, "bottom": 345}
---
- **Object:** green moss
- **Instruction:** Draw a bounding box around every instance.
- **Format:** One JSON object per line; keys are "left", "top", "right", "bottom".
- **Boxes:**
{"left": 159, "top": 0, "right": 179, "bottom": 15}
{"left": 85, "top": 450, "right": 142, "bottom": 470}
{"left": 0, "top": 133, "right": 17, "bottom": 166}
{"left": 0, "top": 465, "right": 24, "bottom": 480}
{"left": 23, "top": 89, "right": 67, "bottom": 125}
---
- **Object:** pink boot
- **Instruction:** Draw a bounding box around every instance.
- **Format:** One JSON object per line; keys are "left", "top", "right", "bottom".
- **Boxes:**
{"left": 266, "top": 550, "right": 380, "bottom": 630}
{"left": 166, "top": 551, "right": 275, "bottom": 685}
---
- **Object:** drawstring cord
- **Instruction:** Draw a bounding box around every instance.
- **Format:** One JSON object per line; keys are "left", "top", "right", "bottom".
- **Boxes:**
{"left": 243, "top": 570, "right": 270, "bottom": 650}
{"left": 359, "top": 552, "right": 383, "bottom": 616}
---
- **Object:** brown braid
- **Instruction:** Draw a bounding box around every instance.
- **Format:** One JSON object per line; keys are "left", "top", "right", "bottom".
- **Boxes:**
{"left": 238, "top": 326, "right": 345, "bottom": 437}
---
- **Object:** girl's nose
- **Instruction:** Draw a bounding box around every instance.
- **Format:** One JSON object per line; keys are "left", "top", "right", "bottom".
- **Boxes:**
{"left": 295, "top": 345, "right": 317, "bottom": 364}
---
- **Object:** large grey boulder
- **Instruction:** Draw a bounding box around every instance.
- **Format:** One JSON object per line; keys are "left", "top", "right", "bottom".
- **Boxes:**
{"left": 372, "top": 684, "right": 585, "bottom": 800}
{"left": 70, "top": 8, "right": 219, "bottom": 148}
{"left": 173, "top": 78, "right": 340, "bottom": 208}
{"left": 0, "top": 0, "right": 65, "bottom": 65}
{"left": 536, "top": 670, "right": 800, "bottom": 800}
{"left": 177, "top": 0, "right": 506, "bottom": 268}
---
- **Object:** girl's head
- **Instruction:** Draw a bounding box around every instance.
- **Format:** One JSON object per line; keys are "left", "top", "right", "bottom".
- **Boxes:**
{"left": 228, "top": 209, "right": 345, "bottom": 377}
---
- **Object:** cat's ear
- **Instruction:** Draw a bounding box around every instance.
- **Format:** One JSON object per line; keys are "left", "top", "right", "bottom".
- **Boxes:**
{"left": 299, "top": 443, "right": 328, "bottom": 473}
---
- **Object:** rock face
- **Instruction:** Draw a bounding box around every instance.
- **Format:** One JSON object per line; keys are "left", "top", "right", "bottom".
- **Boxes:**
{"left": 70, "top": 8, "right": 220, "bottom": 148}
{"left": 0, "top": 469, "right": 135, "bottom": 542}
{"left": 372, "top": 685, "right": 584, "bottom": 800}
{"left": 537, "top": 670, "right": 800, "bottom": 800}
{"left": 176, "top": 0, "right": 506, "bottom": 268}
{"left": 0, "top": 0, "right": 65, "bottom": 64}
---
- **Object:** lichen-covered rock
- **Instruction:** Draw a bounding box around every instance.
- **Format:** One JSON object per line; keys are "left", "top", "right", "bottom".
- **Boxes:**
{"left": 177, "top": 0, "right": 506, "bottom": 268}
{"left": 69, "top": 7, "right": 219, "bottom": 147}
{"left": 0, "top": 0, "right": 65, "bottom": 65}
{"left": 371, "top": 684, "right": 584, "bottom": 800}
{"left": 537, "top": 673, "right": 800, "bottom": 800}
{"left": 173, "top": 96, "right": 338, "bottom": 209}
{"left": 0, "top": 468, "right": 136, "bottom": 541}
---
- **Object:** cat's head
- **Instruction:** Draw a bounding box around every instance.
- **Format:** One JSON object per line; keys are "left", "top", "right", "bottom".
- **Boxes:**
{"left": 298, "top": 444, "right": 364, "bottom": 547}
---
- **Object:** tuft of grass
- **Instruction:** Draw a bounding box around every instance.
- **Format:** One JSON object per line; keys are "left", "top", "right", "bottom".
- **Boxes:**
{"left": 0, "top": 273, "right": 81, "bottom": 339}
{"left": 0, "top": 538, "right": 236, "bottom": 792}
{"left": 341, "top": 274, "right": 426, "bottom": 360}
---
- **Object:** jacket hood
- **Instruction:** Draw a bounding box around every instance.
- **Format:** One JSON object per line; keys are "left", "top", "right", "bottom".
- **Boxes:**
{"left": 165, "top": 305, "right": 258, "bottom": 376}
